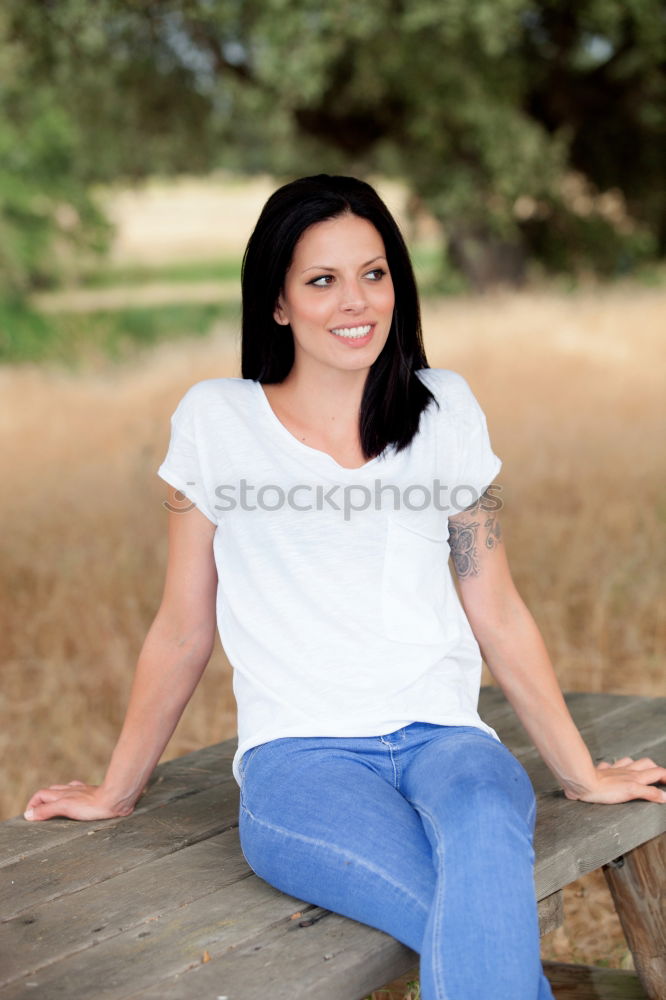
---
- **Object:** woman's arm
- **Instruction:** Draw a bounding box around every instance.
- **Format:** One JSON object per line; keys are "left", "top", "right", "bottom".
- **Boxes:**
{"left": 449, "top": 492, "right": 666, "bottom": 805}
{"left": 24, "top": 487, "right": 218, "bottom": 821}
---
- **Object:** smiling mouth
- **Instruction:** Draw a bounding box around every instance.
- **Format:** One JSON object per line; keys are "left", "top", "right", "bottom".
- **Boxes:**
{"left": 330, "top": 324, "right": 373, "bottom": 340}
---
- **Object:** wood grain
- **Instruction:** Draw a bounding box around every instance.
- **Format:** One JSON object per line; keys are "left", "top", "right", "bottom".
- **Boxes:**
{"left": 604, "top": 833, "right": 666, "bottom": 1000}
{"left": 543, "top": 961, "right": 648, "bottom": 999}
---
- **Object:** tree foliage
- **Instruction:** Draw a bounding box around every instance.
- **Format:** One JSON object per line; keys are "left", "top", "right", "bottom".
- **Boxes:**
{"left": 0, "top": 8, "right": 111, "bottom": 298}
{"left": 2, "top": 0, "right": 665, "bottom": 294}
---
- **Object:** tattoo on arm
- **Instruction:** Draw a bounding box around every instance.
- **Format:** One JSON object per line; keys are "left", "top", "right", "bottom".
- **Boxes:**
{"left": 449, "top": 491, "right": 502, "bottom": 579}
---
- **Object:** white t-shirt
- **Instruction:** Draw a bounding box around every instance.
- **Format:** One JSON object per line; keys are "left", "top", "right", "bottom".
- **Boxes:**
{"left": 157, "top": 368, "right": 502, "bottom": 786}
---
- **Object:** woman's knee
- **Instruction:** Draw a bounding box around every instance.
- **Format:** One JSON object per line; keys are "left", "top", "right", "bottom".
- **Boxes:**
{"left": 456, "top": 744, "right": 535, "bottom": 821}
{"left": 406, "top": 732, "right": 537, "bottom": 829}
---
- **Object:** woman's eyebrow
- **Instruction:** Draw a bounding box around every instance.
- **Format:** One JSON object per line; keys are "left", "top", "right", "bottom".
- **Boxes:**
{"left": 300, "top": 255, "right": 387, "bottom": 274}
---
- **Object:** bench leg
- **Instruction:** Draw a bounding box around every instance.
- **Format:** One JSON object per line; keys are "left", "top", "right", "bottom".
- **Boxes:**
{"left": 603, "top": 831, "right": 665, "bottom": 1000}
{"left": 538, "top": 890, "right": 563, "bottom": 937}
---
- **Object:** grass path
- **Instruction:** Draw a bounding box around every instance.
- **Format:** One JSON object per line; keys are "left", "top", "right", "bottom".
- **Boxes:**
{"left": 32, "top": 279, "right": 241, "bottom": 313}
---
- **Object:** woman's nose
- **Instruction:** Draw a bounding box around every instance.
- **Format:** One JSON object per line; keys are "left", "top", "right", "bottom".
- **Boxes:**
{"left": 339, "top": 281, "right": 367, "bottom": 311}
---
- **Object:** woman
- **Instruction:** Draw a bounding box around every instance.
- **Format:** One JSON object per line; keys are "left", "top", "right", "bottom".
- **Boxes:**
{"left": 25, "top": 175, "right": 665, "bottom": 1000}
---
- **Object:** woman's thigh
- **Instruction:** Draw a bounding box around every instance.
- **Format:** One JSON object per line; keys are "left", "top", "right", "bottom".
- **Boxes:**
{"left": 238, "top": 736, "right": 435, "bottom": 951}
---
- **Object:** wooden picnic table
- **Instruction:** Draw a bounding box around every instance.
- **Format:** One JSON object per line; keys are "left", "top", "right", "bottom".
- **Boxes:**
{"left": 1, "top": 689, "right": 664, "bottom": 1000}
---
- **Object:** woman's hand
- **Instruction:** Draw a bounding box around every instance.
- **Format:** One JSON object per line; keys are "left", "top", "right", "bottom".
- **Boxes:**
{"left": 564, "top": 757, "right": 666, "bottom": 805}
{"left": 23, "top": 781, "right": 134, "bottom": 822}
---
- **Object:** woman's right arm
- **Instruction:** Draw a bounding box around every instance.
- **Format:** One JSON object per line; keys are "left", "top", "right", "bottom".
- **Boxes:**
{"left": 24, "top": 487, "right": 218, "bottom": 822}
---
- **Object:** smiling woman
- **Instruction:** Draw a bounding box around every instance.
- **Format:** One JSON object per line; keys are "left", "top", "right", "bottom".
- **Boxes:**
{"left": 24, "top": 174, "right": 666, "bottom": 1000}
{"left": 264, "top": 214, "right": 395, "bottom": 466}
{"left": 274, "top": 216, "right": 394, "bottom": 355}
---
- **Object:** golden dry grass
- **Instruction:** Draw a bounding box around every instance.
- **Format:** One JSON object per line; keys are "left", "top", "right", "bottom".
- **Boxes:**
{"left": 99, "top": 172, "right": 426, "bottom": 265}
{"left": 1, "top": 285, "right": 665, "bottom": 994}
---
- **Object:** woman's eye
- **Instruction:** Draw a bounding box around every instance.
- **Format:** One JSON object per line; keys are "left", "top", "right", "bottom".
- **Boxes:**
{"left": 308, "top": 268, "right": 386, "bottom": 287}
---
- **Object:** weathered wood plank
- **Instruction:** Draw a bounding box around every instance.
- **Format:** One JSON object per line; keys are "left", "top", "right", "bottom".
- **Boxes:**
{"left": 120, "top": 898, "right": 604, "bottom": 1000}
{"left": 485, "top": 692, "right": 647, "bottom": 758}
{"left": 125, "top": 944, "right": 653, "bottom": 1000}
{"left": 0, "top": 829, "right": 249, "bottom": 986}
{"left": 539, "top": 890, "right": 564, "bottom": 936}
{"left": 0, "top": 742, "right": 235, "bottom": 867}
{"left": 124, "top": 905, "right": 418, "bottom": 1000}
{"left": 0, "top": 838, "right": 562, "bottom": 990}
{"left": 603, "top": 833, "right": 666, "bottom": 1000}
{"left": 0, "top": 783, "right": 239, "bottom": 920}
{"left": 545, "top": 693, "right": 648, "bottom": 734}
{"left": 0, "top": 873, "right": 316, "bottom": 999}
{"left": 520, "top": 697, "right": 666, "bottom": 784}
{"left": 0, "top": 879, "right": 642, "bottom": 1000}
{"left": 543, "top": 961, "right": 648, "bottom": 999}
{"left": 477, "top": 684, "right": 522, "bottom": 727}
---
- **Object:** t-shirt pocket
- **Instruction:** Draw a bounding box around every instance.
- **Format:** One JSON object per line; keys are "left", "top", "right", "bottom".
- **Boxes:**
{"left": 381, "top": 512, "right": 457, "bottom": 646}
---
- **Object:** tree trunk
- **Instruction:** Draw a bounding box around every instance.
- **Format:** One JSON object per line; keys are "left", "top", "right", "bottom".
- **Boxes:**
{"left": 446, "top": 226, "right": 527, "bottom": 291}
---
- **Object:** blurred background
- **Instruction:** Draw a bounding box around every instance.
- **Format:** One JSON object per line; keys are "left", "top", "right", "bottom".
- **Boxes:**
{"left": 1, "top": 2, "right": 665, "bottom": 994}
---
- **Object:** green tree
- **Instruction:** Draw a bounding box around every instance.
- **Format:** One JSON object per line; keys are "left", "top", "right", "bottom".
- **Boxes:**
{"left": 0, "top": 8, "right": 112, "bottom": 300}
{"left": 2, "top": 0, "right": 664, "bottom": 293}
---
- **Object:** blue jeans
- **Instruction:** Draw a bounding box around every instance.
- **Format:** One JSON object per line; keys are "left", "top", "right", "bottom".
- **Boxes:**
{"left": 238, "top": 722, "right": 555, "bottom": 1000}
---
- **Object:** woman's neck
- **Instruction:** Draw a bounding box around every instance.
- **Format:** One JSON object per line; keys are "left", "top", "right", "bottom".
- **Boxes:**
{"left": 272, "top": 366, "right": 367, "bottom": 436}
{"left": 262, "top": 365, "right": 370, "bottom": 463}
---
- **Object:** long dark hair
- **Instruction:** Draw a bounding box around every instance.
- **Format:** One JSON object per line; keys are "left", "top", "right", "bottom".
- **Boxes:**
{"left": 241, "top": 174, "right": 437, "bottom": 460}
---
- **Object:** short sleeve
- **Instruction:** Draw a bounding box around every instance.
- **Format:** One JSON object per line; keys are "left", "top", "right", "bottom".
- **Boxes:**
{"left": 453, "top": 377, "right": 502, "bottom": 511}
{"left": 157, "top": 388, "right": 218, "bottom": 525}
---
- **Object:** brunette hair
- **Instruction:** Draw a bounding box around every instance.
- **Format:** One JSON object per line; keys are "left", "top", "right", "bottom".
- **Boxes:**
{"left": 241, "top": 174, "right": 437, "bottom": 459}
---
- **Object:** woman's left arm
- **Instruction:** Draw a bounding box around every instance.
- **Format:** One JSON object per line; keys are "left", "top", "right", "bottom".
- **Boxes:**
{"left": 449, "top": 492, "right": 666, "bottom": 805}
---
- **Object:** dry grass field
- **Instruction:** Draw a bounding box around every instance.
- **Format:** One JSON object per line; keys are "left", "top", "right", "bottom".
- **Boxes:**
{"left": 1, "top": 177, "right": 664, "bottom": 994}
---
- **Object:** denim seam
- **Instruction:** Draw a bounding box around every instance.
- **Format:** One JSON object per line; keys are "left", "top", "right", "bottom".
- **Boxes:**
{"left": 379, "top": 735, "right": 400, "bottom": 788}
{"left": 241, "top": 801, "right": 429, "bottom": 915}
{"left": 238, "top": 744, "right": 263, "bottom": 808}
{"left": 408, "top": 796, "right": 450, "bottom": 1000}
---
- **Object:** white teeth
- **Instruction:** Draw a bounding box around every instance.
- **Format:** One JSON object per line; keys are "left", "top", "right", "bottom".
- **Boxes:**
{"left": 330, "top": 325, "right": 372, "bottom": 339}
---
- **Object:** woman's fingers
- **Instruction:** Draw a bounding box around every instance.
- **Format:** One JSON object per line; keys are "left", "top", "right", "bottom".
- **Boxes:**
{"left": 605, "top": 763, "right": 666, "bottom": 783}
{"left": 569, "top": 758, "right": 666, "bottom": 804}
{"left": 25, "top": 788, "right": 68, "bottom": 809}
{"left": 626, "top": 765, "right": 666, "bottom": 787}
{"left": 23, "top": 787, "right": 80, "bottom": 814}
{"left": 24, "top": 798, "right": 80, "bottom": 822}
{"left": 610, "top": 761, "right": 666, "bottom": 782}
{"left": 621, "top": 757, "right": 659, "bottom": 770}
{"left": 23, "top": 783, "right": 123, "bottom": 822}
{"left": 576, "top": 762, "right": 666, "bottom": 804}
{"left": 25, "top": 780, "right": 88, "bottom": 810}
{"left": 26, "top": 800, "right": 105, "bottom": 822}
{"left": 626, "top": 782, "right": 666, "bottom": 804}
{"left": 43, "top": 783, "right": 85, "bottom": 792}
{"left": 596, "top": 757, "right": 660, "bottom": 773}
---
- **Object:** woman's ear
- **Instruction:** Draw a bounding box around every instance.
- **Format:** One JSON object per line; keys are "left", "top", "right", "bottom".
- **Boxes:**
{"left": 273, "top": 298, "right": 290, "bottom": 326}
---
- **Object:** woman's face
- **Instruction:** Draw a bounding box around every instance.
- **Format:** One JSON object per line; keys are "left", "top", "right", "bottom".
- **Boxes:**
{"left": 273, "top": 213, "right": 395, "bottom": 379}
